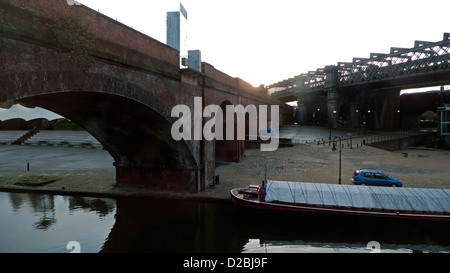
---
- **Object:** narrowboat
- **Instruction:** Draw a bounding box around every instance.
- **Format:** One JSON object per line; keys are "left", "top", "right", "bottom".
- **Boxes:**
{"left": 231, "top": 180, "right": 450, "bottom": 225}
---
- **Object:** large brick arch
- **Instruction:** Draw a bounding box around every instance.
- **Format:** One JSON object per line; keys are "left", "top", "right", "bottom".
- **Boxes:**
{"left": 0, "top": 0, "right": 289, "bottom": 192}
{"left": 1, "top": 71, "right": 201, "bottom": 191}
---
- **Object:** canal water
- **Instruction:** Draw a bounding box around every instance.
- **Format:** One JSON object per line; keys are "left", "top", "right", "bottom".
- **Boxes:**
{"left": 0, "top": 191, "right": 449, "bottom": 253}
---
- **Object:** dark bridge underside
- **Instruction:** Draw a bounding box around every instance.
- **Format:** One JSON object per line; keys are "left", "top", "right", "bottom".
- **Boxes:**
{"left": 18, "top": 91, "right": 200, "bottom": 192}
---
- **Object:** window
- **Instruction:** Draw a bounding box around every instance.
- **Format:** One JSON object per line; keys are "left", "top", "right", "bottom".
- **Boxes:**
{"left": 375, "top": 173, "right": 387, "bottom": 180}
{"left": 439, "top": 106, "right": 450, "bottom": 135}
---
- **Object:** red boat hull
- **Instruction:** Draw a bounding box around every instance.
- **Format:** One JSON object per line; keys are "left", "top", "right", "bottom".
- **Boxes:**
{"left": 231, "top": 188, "right": 450, "bottom": 225}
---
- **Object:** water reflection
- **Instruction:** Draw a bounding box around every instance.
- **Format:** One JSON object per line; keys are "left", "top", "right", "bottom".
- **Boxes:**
{"left": 1, "top": 192, "right": 449, "bottom": 253}
{"left": 67, "top": 196, "right": 115, "bottom": 217}
{"left": 243, "top": 239, "right": 450, "bottom": 253}
{"left": 8, "top": 193, "right": 57, "bottom": 230}
{"left": 101, "top": 197, "right": 246, "bottom": 253}
{"left": 102, "top": 196, "right": 450, "bottom": 253}
{"left": 0, "top": 192, "right": 116, "bottom": 253}
{"left": 6, "top": 193, "right": 115, "bottom": 231}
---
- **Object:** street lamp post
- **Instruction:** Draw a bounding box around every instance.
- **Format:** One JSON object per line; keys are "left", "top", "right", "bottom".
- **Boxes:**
{"left": 332, "top": 136, "right": 342, "bottom": 185}
{"left": 329, "top": 121, "right": 332, "bottom": 140}
{"left": 329, "top": 110, "right": 337, "bottom": 140}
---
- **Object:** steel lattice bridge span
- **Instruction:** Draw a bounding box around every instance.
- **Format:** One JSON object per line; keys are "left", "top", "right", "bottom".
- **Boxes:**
{"left": 270, "top": 33, "right": 450, "bottom": 129}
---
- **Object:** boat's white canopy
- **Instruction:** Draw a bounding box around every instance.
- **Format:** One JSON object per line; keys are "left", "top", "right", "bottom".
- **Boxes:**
{"left": 264, "top": 180, "right": 450, "bottom": 213}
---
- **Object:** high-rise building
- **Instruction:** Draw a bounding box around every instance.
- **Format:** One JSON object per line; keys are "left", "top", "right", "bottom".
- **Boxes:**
{"left": 166, "top": 2, "right": 201, "bottom": 71}
{"left": 188, "top": 50, "right": 202, "bottom": 72}
{"left": 166, "top": 3, "right": 188, "bottom": 59}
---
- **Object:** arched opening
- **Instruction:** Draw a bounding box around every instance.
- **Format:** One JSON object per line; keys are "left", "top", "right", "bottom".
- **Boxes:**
{"left": 8, "top": 91, "right": 199, "bottom": 191}
{"left": 338, "top": 103, "right": 350, "bottom": 128}
{"left": 419, "top": 110, "right": 438, "bottom": 129}
{"left": 0, "top": 68, "right": 204, "bottom": 192}
{"left": 364, "top": 96, "right": 377, "bottom": 129}
{"left": 399, "top": 87, "right": 447, "bottom": 129}
{"left": 312, "top": 108, "right": 323, "bottom": 126}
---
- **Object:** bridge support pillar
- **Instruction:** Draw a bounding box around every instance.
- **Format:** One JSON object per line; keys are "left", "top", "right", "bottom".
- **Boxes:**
{"left": 383, "top": 90, "right": 401, "bottom": 129}
{"left": 327, "top": 93, "right": 338, "bottom": 128}
{"left": 297, "top": 101, "right": 307, "bottom": 125}
{"left": 216, "top": 139, "right": 243, "bottom": 163}
{"left": 114, "top": 163, "right": 203, "bottom": 193}
{"left": 349, "top": 102, "right": 360, "bottom": 128}
{"left": 294, "top": 76, "right": 308, "bottom": 125}
{"left": 324, "top": 66, "right": 339, "bottom": 128}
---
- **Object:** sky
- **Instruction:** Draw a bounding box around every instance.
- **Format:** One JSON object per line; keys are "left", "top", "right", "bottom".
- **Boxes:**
{"left": 76, "top": 0, "right": 450, "bottom": 88}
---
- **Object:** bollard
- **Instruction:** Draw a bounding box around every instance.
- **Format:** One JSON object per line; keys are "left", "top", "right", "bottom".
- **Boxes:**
{"left": 27, "top": 162, "right": 30, "bottom": 171}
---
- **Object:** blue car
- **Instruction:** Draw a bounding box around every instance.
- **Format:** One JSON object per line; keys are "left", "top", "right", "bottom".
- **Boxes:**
{"left": 352, "top": 169, "right": 403, "bottom": 187}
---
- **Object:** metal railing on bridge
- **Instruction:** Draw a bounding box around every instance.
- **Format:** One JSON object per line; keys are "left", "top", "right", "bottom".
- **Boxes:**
{"left": 337, "top": 37, "right": 450, "bottom": 87}
{"left": 289, "top": 128, "right": 436, "bottom": 148}
{"left": 361, "top": 129, "right": 436, "bottom": 146}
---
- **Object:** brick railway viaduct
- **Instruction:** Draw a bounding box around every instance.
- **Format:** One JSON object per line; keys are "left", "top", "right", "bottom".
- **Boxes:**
{"left": 0, "top": 0, "right": 290, "bottom": 192}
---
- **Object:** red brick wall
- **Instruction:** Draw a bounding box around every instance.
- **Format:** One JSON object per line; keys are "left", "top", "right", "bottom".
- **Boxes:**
{"left": 3, "top": 0, "right": 180, "bottom": 75}
{"left": 2, "top": 0, "right": 284, "bottom": 108}
{"left": 202, "top": 62, "right": 281, "bottom": 105}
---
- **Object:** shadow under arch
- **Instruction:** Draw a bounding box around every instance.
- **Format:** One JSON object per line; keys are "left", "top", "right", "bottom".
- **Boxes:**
{"left": 3, "top": 72, "right": 201, "bottom": 192}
